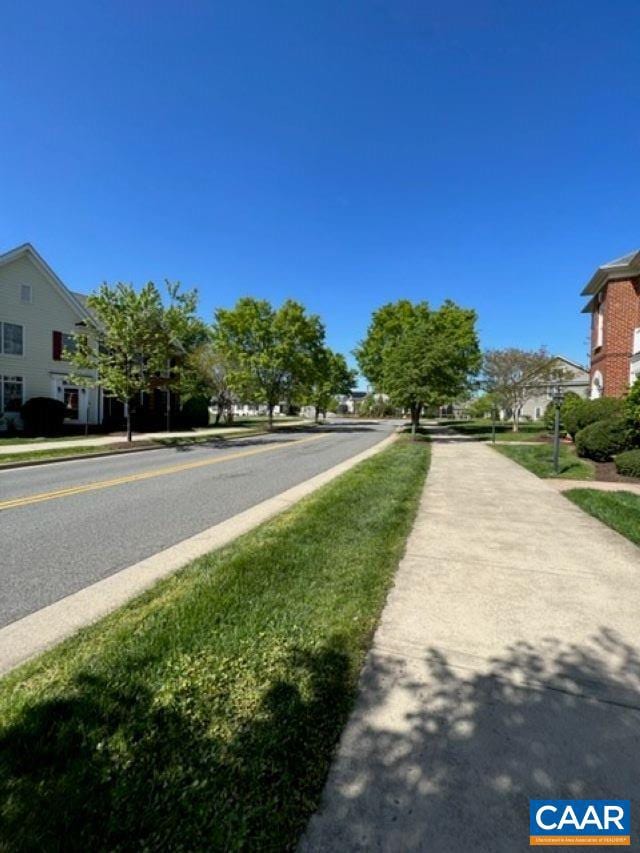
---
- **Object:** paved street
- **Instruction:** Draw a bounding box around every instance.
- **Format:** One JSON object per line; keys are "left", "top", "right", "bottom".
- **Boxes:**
{"left": 0, "top": 420, "right": 397, "bottom": 629}
{"left": 302, "top": 428, "right": 640, "bottom": 852}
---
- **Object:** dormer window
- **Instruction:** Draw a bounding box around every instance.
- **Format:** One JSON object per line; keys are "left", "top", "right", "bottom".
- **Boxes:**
{"left": 20, "top": 284, "right": 32, "bottom": 303}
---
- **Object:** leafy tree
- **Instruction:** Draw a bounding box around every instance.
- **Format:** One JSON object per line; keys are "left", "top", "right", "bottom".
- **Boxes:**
{"left": 482, "top": 348, "right": 559, "bottom": 432}
{"left": 184, "top": 343, "right": 238, "bottom": 425}
{"left": 467, "top": 393, "right": 498, "bottom": 419}
{"left": 305, "top": 348, "right": 356, "bottom": 422}
{"left": 354, "top": 300, "right": 428, "bottom": 390}
{"left": 380, "top": 300, "right": 481, "bottom": 432}
{"left": 67, "top": 281, "right": 201, "bottom": 440}
{"left": 626, "top": 376, "right": 640, "bottom": 441}
{"left": 213, "top": 298, "right": 325, "bottom": 429}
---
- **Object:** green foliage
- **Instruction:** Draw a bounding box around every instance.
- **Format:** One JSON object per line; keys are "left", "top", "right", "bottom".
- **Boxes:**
{"left": 213, "top": 298, "right": 325, "bottom": 424}
{"left": 574, "top": 416, "right": 632, "bottom": 461}
{"left": 305, "top": 348, "right": 356, "bottom": 420}
{"left": 563, "top": 397, "right": 624, "bottom": 438}
{"left": 625, "top": 377, "right": 640, "bottom": 438}
{"left": 20, "top": 397, "right": 67, "bottom": 436}
{"left": 66, "top": 281, "right": 204, "bottom": 438}
{"left": 354, "top": 299, "right": 419, "bottom": 390}
{"left": 467, "top": 393, "right": 497, "bottom": 419}
{"left": 482, "top": 347, "right": 558, "bottom": 430}
{"left": 614, "top": 448, "right": 640, "bottom": 478}
{"left": 356, "top": 299, "right": 480, "bottom": 426}
{"left": 180, "top": 395, "right": 211, "bottom": 428}
{"left": 357, "top": 394, "right": 395, "bottom": 418}
{"left": 543, "top": 390, "right": 581, "bottom": 434}
{"left": 0, "top": 439, "right": 429, "bottom": 851}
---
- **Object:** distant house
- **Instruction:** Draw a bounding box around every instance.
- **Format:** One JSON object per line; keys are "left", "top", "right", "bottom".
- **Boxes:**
{"left": 0, "top": 243, "right": 101, "bottom": 428}
{"left": 335, "top": 390, "right": 367, "bottom": 414}
{"left": 519, "top": 356, "right": 589, "bottom": 420}
{"left": 581, "top": 250, "right": 640, "bottom": 397}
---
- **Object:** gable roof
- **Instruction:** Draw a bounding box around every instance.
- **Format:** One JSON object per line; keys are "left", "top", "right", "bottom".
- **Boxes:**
{"left": 552, "top": 355, "right": 588, "bottom": 374}
{"left": 0, "top": 242, "right": 93, "bottom": 322}
{"left": 580, "top": 248, "right": 640, "bottom": 312}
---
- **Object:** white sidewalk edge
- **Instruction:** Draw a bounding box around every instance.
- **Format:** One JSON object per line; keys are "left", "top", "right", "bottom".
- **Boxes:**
{"left": 0, "top": 430, "right": 399, "bottom": 677}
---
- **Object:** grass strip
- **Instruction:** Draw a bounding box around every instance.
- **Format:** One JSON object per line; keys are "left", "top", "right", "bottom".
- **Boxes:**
{"left": 564, "top": 489, "right": 640, "bottom": 546}
{"left": 0, "top": 436, "right": 429, "bottom": 851}
{"left": 493, "top": 442, "right": 594, "bottom": 479}
{"left": 0, "top": 445, "right": 121, "bottom": 465}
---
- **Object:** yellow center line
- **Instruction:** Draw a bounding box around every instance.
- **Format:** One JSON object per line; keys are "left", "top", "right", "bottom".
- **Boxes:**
{"left": 0, "top": 433, "right": 328, "bottom": 512}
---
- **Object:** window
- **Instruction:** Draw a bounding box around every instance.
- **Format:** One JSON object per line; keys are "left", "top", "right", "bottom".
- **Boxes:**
{"left": 53, "top": 331, "right": 79, "bottom": 360}
{"left": 20, "top": 284, "right": 32, "bottom": 303}
{"left": 1, "top": 376, "right": 24, "bottom": 412}
{"left": 633, "top": 328, "right": 640, "bottom": 355}
{"left": 0, "top": 322, "right": 24, "bottom": 356}
{"left": 595, "top": 299, "right": 604, "bottom": 348}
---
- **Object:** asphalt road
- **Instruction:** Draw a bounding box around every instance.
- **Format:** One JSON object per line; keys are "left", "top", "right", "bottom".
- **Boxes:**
{"left": 0, "top": 419, "right": 398, "bottom": 629}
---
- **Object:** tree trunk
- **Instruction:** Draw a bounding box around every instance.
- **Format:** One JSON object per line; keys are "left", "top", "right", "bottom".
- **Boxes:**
{"left": 267, "top": 403, "right": 274, "bottom": 430}
{"left": 314, "top": 405, "right": 320, "bottom": 424}
{"left": 125, "top": 401, "right": 132, "bottom": 442}
{"left": 512, "top": 407, "right": 520, "bottom": 432}
{"left": 214, "top": 404, "right": 222, "bottom": 426}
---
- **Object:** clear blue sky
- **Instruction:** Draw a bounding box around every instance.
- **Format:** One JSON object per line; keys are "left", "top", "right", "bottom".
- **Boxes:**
{"left": 2, "top": 2, "right": 640, "bottom": 383}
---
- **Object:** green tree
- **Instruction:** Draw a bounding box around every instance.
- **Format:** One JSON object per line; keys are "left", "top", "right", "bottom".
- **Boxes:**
{"left": 381, "top": 300, "right": 481, "bottom": 433}
{"left": 183, "top": 343, "right": 238, "bottom": 425}
{"left": 354, "top": 300, "right": 428, "bottom": 390}
{"left": 305, "top": 348, "right": 356, "bottom": 423}
{"left": 213, "top": 298, "right": 325, "bottom": 429}
{"left": 67, "top": 281, "right": 201, "bottom": 441}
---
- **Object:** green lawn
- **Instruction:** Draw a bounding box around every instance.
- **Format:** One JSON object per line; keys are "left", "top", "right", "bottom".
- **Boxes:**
{"left": 0, "top": 433, "right": 95, "bottom": 446}
{"left": 0, "top": 436, "right": 429, "bottom": 851}
{"left": 0, "top": 445, "right": 118, "bottom": 465}
{"left": 440, "top": 419, "right": 546, "bottom": 441}
{"left": 493, "top": 443, "right": 595, "bottom": 479}
{"left": 564, "top": 489, "right": 640, "bottom": 546}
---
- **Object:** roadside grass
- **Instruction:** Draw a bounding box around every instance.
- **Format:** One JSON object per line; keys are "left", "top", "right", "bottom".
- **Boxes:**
{"left": 441, "top": 419, "right": 546, "bottom": 441}
{"left": 564, "top": 489, "right": 640, "bottom": 546}
{"left": 0, "top": 433, "right": 95, "bottom": 446}
{"left": 0, "top": 446, "right": 117, "bottom": 465}
{"left": 0, "top": 436, "right": 429, "bottom": 851}
{"left": 493, "top": 443, "right": 595, "bottom": 480}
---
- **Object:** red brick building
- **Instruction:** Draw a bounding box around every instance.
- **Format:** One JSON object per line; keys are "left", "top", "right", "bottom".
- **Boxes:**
{"left": 581, "top": 250, "right": 640, "bottom": 398}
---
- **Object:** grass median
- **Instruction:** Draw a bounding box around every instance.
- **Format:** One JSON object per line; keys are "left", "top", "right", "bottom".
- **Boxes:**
{"left": 0, "top": 435, "right": 429, "bottom": 851}
{"left": 564, "top": 489, "right": 640, "bottom": 546}
{"left": 493, "top": 443, "right": 594, "bottom": 480}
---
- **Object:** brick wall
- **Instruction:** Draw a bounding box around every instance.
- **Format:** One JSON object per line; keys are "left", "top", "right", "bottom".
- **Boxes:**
{"left": 590, "top": 278, "right": 640, "bottom": 397}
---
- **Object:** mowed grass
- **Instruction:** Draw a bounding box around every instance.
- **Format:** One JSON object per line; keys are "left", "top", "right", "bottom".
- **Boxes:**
{"left": 0, "top": 445, "right": 116, "bottom": 465}
{"left": 440, "top": 419, "right": 546, "bottom": 442}
{"left": 564, "top": 489, "right": 640, "bottom": 546}
{"left": 0, "top": 437, "right": 429, "bottom": 851}
{"left": 493, "top": 443, "right": 595, "bottom": 479}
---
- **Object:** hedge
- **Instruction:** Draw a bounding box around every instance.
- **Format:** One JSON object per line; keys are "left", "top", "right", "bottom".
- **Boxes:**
{"left": 564, "top": 397, "right": 625, "bottom": 438}
{"left": 615, "top": 449, "right": 640, "bottom": 478}
{"left": 574, "top": 416, "right": 632, "bottom": 462}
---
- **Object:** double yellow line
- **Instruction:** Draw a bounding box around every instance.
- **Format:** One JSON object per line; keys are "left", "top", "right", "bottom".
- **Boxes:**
{"left": 0, "top": 433, "right": 327, "bottom": 512}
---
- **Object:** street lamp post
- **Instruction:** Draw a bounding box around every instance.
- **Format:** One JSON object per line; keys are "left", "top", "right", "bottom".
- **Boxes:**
{"left": 491, "top": 405, "right": 498, "bottom": 445}
{"left": 551, "top": 384, "right": 565, "bottom": 475}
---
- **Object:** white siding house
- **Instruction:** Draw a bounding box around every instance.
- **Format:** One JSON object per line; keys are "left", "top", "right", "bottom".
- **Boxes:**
{"left": 0, "top": 243, "right": 100, "bottom": 429}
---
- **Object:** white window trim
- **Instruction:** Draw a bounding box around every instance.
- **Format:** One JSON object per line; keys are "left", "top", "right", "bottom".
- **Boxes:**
{"left": 0, "top": 321, "right": 25, "bottom": 358}
{"left": 0, "top": 374, "right": 25, "bottom": 412}
{"left": 20, "top": 284, "right": 33, "bottom": 303}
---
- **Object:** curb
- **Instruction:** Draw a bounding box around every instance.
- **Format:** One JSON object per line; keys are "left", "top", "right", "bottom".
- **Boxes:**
{"left": 0, "top": 428, "right": 399, "bottom": 676}
{"left": 0, "top": 424, "right": 307, "bottom": 471}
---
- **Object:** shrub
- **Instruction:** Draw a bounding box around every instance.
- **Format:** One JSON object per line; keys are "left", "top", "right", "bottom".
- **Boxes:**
{"left": 615, "top": 449, "right": 640, "bottom": 479}
{"left": 180, "top": 395, "right": 210, "bottom": 428}
{"left": 625, "top": 377, "right": 640, "bottom": 440}
{"left": 574, "top": 416, "right": 632, "bottom": 462}
{"left": 20, "top": 396, "right": 67, "bottom": 436}
{"left": 564, "top": 396, "right": 625, "bottom": 437}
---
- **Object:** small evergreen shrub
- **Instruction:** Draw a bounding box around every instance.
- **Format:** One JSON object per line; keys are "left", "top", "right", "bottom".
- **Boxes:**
{"left": 615, "top": 449, "right": 640, "bottom": 478}
{"left": 180, "top": 395, "right": 211, "bottom": 428}
{"left": 574, "top": 416, "right": 631, "bottom": 462}
{"left": 20, "top": 397, "right": 67, "bottom": 436}
{"left": 564, "top": 397, "right": 624, "bottom": 437}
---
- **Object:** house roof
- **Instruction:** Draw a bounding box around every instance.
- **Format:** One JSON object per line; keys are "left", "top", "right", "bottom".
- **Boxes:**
{"left": 580, "top": 248, "right": 640, "bottom": 312}
{"left": 552, "top": 355, "right": 588, "bottom": 374}
{"left": 0, "top": 242, "right": 93, "bottom": 322}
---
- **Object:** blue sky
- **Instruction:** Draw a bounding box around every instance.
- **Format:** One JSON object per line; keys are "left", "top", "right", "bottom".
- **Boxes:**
{"left": 2, "top": 2, "right": 640, "bottom": 383}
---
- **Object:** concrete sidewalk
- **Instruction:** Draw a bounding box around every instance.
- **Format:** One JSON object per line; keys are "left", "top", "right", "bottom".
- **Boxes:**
{"left": 301, "top": 432, "right": 640, "bottom": 852}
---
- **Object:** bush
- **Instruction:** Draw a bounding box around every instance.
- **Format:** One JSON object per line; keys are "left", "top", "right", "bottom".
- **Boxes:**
{"left": 564, "top": 397, "right": 624, "bottom": 438}
{"left": 180, "top": 395, "right": 210, "bottom": 428}
{"left": 20, "top": 397, "right": 67, "bottom": 436}
{"left": 615, "top": 449, "right": 640, "bottom": 478}
{"left": 574, "top": 416, "right": 632, "bottom": 462}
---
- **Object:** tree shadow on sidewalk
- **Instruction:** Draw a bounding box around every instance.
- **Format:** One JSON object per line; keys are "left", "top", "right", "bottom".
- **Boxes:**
{"left": 302, "top": 628, "right": 640, "bottom": 852}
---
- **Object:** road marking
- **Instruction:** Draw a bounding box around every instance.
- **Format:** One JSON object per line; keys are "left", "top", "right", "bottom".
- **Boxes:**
{"left": 0, "top": 433, "right": 328, "bottom": 512}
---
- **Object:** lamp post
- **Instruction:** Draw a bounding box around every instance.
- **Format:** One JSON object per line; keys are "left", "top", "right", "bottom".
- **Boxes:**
{"left": 551, "top": 384, "right": 565, "bottom": 474}
{"left": 491, "top": 405, "right": 498, "bottom": 445}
